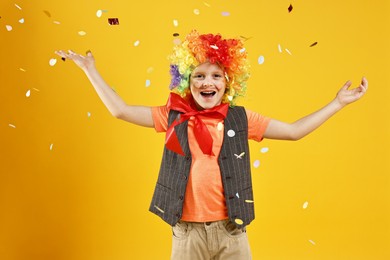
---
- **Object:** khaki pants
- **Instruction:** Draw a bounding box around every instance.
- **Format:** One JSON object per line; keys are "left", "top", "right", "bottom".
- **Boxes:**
{"left": 171, "top": 220, "right": 252, "bottom": 260}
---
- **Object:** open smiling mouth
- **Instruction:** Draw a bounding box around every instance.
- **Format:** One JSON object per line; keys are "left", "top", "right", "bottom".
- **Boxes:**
{"left": 200, "top": 91, "right": 216, "bottom": 97}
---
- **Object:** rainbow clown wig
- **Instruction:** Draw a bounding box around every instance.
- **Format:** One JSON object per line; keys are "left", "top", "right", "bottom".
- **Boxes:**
{"left": 168, "top": 30, "right": 250, "bottom": 106}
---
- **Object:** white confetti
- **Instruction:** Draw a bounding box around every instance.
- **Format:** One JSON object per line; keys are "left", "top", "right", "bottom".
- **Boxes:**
{"left": 253, "top": 160, "right": 260, "bottom": 168}
{"left": 87, "top": 112, "right": 91, "bottom": 118}
{"left": 53, "top": 21, "right": 61, "bottom": 25}
{"left": 147, "top": 67, "right": 154, "bottom": 74}
{"left": 19, "top": 18, "right": 24, "bottom": 24}
{"left": 49, "top": 58, "right": 57, "bottom": 66}
{"left": 234, "top": 218, "right": 243, "bottom": 225}
{"left": 154, "top": 205, "right": 165, "bottom": 213}
{"left": 145, "top": 79, "right": 151, "bottom": 87}
{"left": 234, "top": 152, "right": 245, "bottom": 159}
{"left": 173, "top": 19, "right": 179, "bottom": 27}
{"left": 221, "top": 11, "right": 230, "bottom": 16}
{"left": 303, "top": 201, "right": 309, "bottom": 209}
{"left": 210, "top": 45, "right": 218, "bottom": 50}
{"left": 227, "top": 129, "right": 235, "bottom": 137}
{"left": 258, "top": 55, "right": 265, "bottom": 64}
{"left": 278, "top": 44, "right": 282, "bottom": 53}
{"left": 236, "top": 192, "right": 240, "bottom": 198}
{"left": 78, "top": 31, "right": 86, "bottom": 36}
{"left": 260, "top": 147, "right": 269, "bottom": 153}
{"left": 227, "top": 95, "right": 233, "bottom": 101}
{"left": 19, "top": 68, "right": 26, "bottom": 72}
{"left": 134, "top": 40, "right": 140, "bottom": 47}
{"left": 15, "top": 4, "right": 22, "bottom": 10}
{"left": 50, "top": 143, "right": 54, "bottom": 150}
{"left": 6, "top": 25, "right": 13, "bottom": 31}
{"left": 193, "top": 9, "right": 200, "bottom": 15}
{"left": 26, "top": 89, "right": 31, "bottom": 97}
{"left": 96, "top": 10, "right": 103, "bottom": 18}
{"left": 9, "top": 124, "right": 16, "bottom": 128}
{"left": 240, "top": 48, "right": 246, "bottom": 53}
{"left": 217, "top": 122, "right": 223, "bottom": 131}
{"left": 285, "top": 48, "right": 292, "bottom": 55}
{"left": 309, "top": 240, "right": 316, "bottom": 245}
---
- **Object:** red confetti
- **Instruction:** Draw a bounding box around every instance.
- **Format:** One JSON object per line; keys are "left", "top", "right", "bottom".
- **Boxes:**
{"left": 288, "top": 4, "right": 293, "bottom": 12}
{"left": 173, "top": 33, "right": 180, "bottom": 37}
{"left": 310, "top": 42, "right": 318, "bottom": 47}
{"left": 108, "top": 18, "right": 119, "bottom": 25}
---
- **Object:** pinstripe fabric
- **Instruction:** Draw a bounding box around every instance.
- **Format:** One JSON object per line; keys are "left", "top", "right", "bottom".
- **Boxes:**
{"left": 149, "top": 106, "right": 254, "bottom": 228}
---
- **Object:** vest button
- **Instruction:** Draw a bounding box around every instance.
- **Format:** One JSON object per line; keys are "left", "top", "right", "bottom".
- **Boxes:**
{"left": 185, "top": 156, "right": 191, "bottom": 161}
{"left": 222, "top": 156, "right": 228, "bottom": 160}
{"left": 183, "top": 175, "right": 188, "bottom": 180}
{"left": 179, "top": 195, "right": 184, "bottom": 200}
{"left": 176, "top": 213, "right": 181, "bottom": 218}
{"left": 229, "top": 196, "right": 235, "bottom": 200}
{"left": 226, "top": 176, "right": 232, "bottom": 180}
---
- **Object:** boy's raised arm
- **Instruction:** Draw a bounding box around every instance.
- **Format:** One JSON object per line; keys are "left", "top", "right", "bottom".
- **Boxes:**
{"left": 263, "top": 77, "right": 368, "bottom": 140}
{"left": 55, "top": 50, "right": 154, "bottom": 128}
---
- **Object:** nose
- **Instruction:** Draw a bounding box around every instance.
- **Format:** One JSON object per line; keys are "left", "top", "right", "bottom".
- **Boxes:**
{"left": 202, "top": 78, "right": 214, "bottom": 87}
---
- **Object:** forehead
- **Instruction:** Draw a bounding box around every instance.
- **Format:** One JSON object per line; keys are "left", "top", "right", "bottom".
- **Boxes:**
{"left": 192, "top": 62, "right": 224, "bottom": 73}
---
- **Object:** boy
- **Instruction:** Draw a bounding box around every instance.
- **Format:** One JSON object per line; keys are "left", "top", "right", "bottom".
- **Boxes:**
{"left": 56, "top": 30, "right": 367, "bottom": 260}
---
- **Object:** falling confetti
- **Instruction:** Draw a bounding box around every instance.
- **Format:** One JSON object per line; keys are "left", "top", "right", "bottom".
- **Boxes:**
{"left": 15, "top": 4, "right": 22, "bottom": 10}
{"left": 147, "top": 67, "right": 154, "bottom": 73}
{"left": 145, "top": 79, "right": 151, "bottom": 87}
{"left": 43, "top": 10, "right": 51, "bottom": 17}
{"left": 173, "top": 38, "right": 181, "bottom": 45}
{"left": 108, "top": 18, "right": 119, "bottom": 25}
{"left": 258, "top": 55, "right": 265, "bottom": 64}
{"left": 49, "top": 58, "right": 57, "bottom": 66}
{"left": 173, "top": 33, "right": 179, "bottom": 37}
{"left": 210, "top": 45, "right": 218, "bottom": 50}
{"left": 134, "top": 40, "right": 140, "bottom": 47}
{"left": 96, "top": 10, "right": 103, "bottom": 18}
{"left": 221, "top": 11, "right": 230, "bottom": 16}
{"left": 9, "top": 124, "right": 16, "bottom": 128}
{"left": 253, "top": 160, "right": 260, "bottom": 168}
{"left": 61, "top": 57, "right": 66, "bottom": 61}
{"left": 53, "top": 21, "right": 60, "bottom": 24}
{"left": 236, "top": 192, "right": 240, "bottom": 198}
{"left": 278, "top": 44, "right": 282, "bottom": 53}
{"left": 18, "top": 18, "right": 24, "bottom": 23}
{"left": 78, "top": 31, "right": 86, "bottom": 36}
{"left": 50, "top": 143, "right": 54, "bottom": 150}
{"left": 303, "top": 201, "right": 309, "bottom": 209}
{"left": 227, "top": 129, "right": 235, "bottom": 137}
{"left": 234, "top": 218, "right": 244, "bottom": 225}
{"left": 173, "top": 19, "right": 179, "bottom": 27}
{"left": 288, "top": 4, "right": 293, "bottom": 13}
{"left": 260, "top": 147, "right": 269, "bottom": 153}
{"left": 217, "top": 122, "right": 223, "bottom": 131}
{"left": 309, "top": 240, "right": 316, "bottom": 245}
{"left": 6, "top": 25, "right": 13, "bottom": 31}
{"left": 193, "top": 9, "right": 200, "bottom": 15}
{"left": 227, "top": 95, "right": 233, "bottom": 101}
{"left": 245, "top": 200, "right": 254, "bottom": 203}
{"left": 240, "top": 48, "right": 246, "bottom": 53}
{"left": 310, "top": 42, "right": 318, "bottom": 47}
{"left": 19, "top": 68, "right": 26, "bottom": 72}
{"left": 26, "top": 89, "right": 31, "bottom": 97}
{"left": 285, "top": 48, "right": 292, "bottom": 55}
{"left": 154, "top": 205, "right": 165, "bottom": 213}
{"left": 204, "top": 2, "right": 211, "bottom": 7}
{"left": 32, "top": 88, "right": 40, "bottom": 92}
{"left": 87, "top": 112, "right": 91, "bottom": 118}
{"left": 234, "top": 152, "right": 245, "bottom": 159}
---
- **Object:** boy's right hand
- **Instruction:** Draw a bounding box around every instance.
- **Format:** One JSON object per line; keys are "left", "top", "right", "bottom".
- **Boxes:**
{"left": 55, "top": 50, "right": 95, "bottom": 72}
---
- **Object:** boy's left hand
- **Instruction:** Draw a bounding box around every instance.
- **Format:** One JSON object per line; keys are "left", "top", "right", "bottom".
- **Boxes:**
{"left": 336, "top": 77, "right": 368, "bottom": 107}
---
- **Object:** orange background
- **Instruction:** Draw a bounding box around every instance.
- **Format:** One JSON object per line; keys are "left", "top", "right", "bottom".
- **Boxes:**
{"left": 1, "top": 0, "right": 389, "bottom": 259}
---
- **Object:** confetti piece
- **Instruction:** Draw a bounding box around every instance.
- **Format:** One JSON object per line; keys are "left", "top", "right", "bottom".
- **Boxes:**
{"left": 288, "top": 4, "right": 293, "bottom": 13}
{"left": 258, "top": 55, "right": 265, "bottom": 64}
{"left": 108, "top": 18, "right": 119, "bottom": 25}
{"left": 240, "top": 36, "right": 252, "bottom": 41}
{"left": 9, "top": 124, "right": 16, "bottom": 128}
{"left": 210, "top": 44, "right": 218, "bottom": 50}
{"left": 204, "top": 2, "right": 211, "bottom": 7}
{"left": 154, "top": 205, "right": 165, "bottom": 213}
{"left": 227, "top": 95, "right": 233, "bottom": 101}
{"left": 96, "top": 10, "right": 103, "bottom": 18}
{"left": 217, "top": 122, "right": 223, "bottom": 131}
{"left": 234, "top": 152, "right": 245, "bottom": 159}
{"left": 234, "top": 218, "right": 243, "bottom": 225}
{"left": 193, "top": 9, "right": 200, "bottom": 15}
{"left": 26, "top": 89, "right": 30, "bottom": 97}
{"left": 309, "top": 240, "right": 316, "bottom": 245}
{"left": 145, "top": 79, "right": 151, "bottom": 87}
{"left": 253, "top": 160, "right": 260, "bottom": 168}
{"left": 260, "top": 147, "right": 269, "bottom": 153}
{"left": 61, "top": 57, "right": 66, "bottom": 61}
{"left": 278, "top": 44, "right": 282, "bottom": 53}
{"left": 173, "top": 33, "right": 180, "bottom": 37}
{"left": 236, "top": 192, "right": 240, "bottom": 198}
{"left": 6, "top": 25, "right": 12, "bottom": 31}
{"left": 310, "top": 42, "right": 318, "bottom": 47}
{"left": 134, "top": 40, "right": 140, "bottom": 47}
{"left": 147, "top": 67, "right": 154, "bottom": 74}
{"left": 53, "top": 21, "right": 60, "bottom": 24}
{"left": 49, "top": 58, "right": 57, "bottom": 66}
{"left": 173, "top": 19, "right": 179, "bottom": 27}
{"left": 18, "top": 18, "right": 24, "bottom": 23}
{"left": 32, "top": 88, "right": 40, "bottom": 92}
{"left": 245, "top": 200, "right": 254, "bottom": 203}
{"left": 78, "top": 31, "right": 86, "bottom": 36}
{"left": 239, "top": 48, "right": 246, "bottom": 53}
{"left": 227, "top": 129, "right": 235, "bottom": 137}
{"left": 285, "top": 48, "right": 292, "bottom": 55}
{"left": 43, "top": 10, "right": 51, "bottom": 17}
{"left": 87, "top": 112, "right": 91, "bottom": 118}
{"left": 303, "top": 201, "right": 309, "bottom": 209}
{"left": 173, "top": 38, "right": 181, "bottom": 45}
{"left": 15, "top": 4, "right": 22, "bottom": 10}
{"left": 19, "top": 68, "right": 26, "bottom": 72}
{"left": 50, "top": 143, "right": 54, "bottom": 150}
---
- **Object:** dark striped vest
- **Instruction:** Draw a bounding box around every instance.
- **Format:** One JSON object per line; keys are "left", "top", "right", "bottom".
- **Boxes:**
{"left": 149, "top": 106, "right": 255, "bottom": 228}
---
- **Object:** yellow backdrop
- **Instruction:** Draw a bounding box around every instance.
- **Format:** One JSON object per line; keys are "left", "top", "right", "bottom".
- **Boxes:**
{"left": 1, "top": 0, "right": 389, "bottom": 259}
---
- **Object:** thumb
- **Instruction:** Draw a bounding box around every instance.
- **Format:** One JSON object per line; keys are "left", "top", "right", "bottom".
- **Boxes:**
{"left": 86, "top": 50, "right": 93, "bottom": 56}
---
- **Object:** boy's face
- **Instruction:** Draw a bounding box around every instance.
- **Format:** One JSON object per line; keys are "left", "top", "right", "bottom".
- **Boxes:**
{"left": 189, "top": 62, "right": 227, "bottom": 110}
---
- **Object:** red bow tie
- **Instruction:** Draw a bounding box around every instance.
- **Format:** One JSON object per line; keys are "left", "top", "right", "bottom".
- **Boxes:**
{"left": 165, "top": 93, "right": 229, "bottom": 156}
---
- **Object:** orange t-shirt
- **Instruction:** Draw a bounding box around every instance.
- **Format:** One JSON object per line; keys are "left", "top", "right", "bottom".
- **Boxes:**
{"left": 152, "top": 106, "right": 270, "bottom": 222}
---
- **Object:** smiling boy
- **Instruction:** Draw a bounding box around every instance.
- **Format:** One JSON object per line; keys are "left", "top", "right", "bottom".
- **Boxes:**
{"left": 56, "top": 30, "right": 367, "bottom": 260}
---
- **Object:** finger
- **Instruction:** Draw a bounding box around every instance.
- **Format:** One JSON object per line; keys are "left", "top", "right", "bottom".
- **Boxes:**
{"left": 342, "top": 80, "right": 352, "bottom": 90}
{"left": 361, "top": 77, "right": 368, "bottom": 90}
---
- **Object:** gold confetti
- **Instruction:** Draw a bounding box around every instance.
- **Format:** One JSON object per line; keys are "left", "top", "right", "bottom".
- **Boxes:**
{"left": 154, "top": 205, "right": 165, "bottom": 213}
{"left": 203, "top": 2, "right": 211, "bottom": 7}
{"left": 43, "top": 10, "right": 51, "bottom": 17}
{"left": 78, "top": 31, "right": 86, "bottom": 36}
{"left": 15, "top": 4, "right": 22, "bottom": 10}
{"left": 245, "top": 200, "right": 254, "bottom": 203}
{"left": 285, "top": 48, "right": 292, "bottom": 55}
{"left": 234, "top": 218, "right": 244, "bottom": 225}
{"left": 19, "top": 68, "right": 26, "bottom": 72}
{"left": 9, "top": 124, "right": 16, "bottom": 128}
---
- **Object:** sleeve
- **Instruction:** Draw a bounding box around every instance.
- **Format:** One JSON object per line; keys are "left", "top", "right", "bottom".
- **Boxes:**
{"left": 245, "top": 108, "right": 271, "bottom": 142}
{"left": 152, "top": 105, "right": 169, "bottom": 132}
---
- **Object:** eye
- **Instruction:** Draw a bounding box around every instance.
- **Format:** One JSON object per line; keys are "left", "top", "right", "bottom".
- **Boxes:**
{"left": 193, "top": 74, "right": 204, "bottom": 79}
{"left": 213, "top": 74, "right": 222, "bottom": 78}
